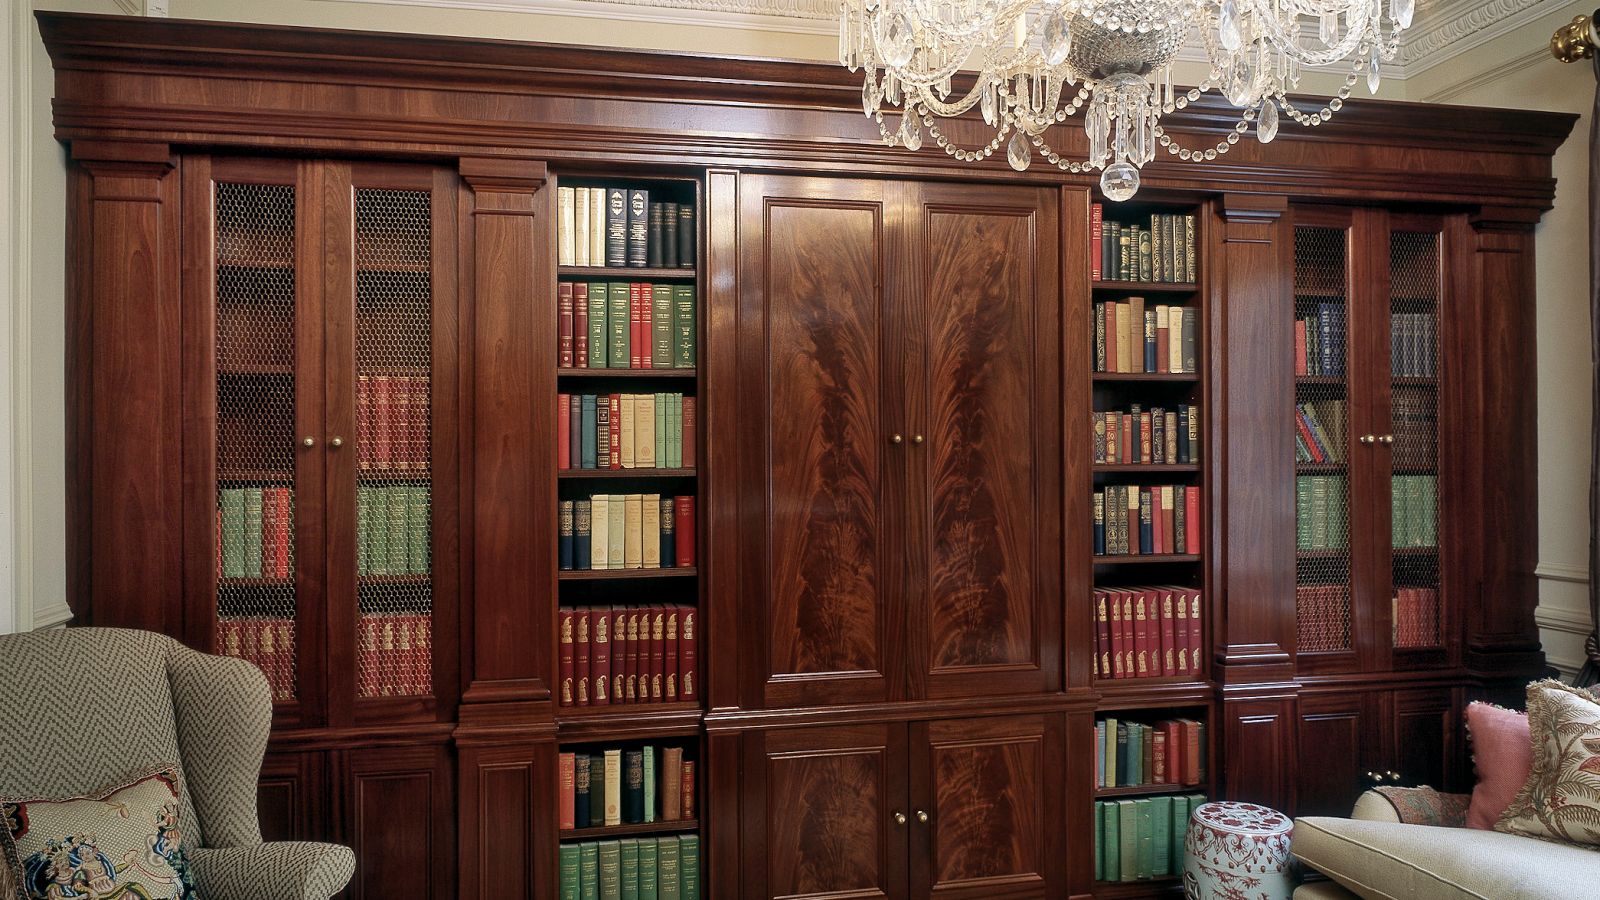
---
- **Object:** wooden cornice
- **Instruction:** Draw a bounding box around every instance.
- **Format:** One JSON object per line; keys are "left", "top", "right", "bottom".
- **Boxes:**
{"left": 35, "top": 10, "right": 1579, "bottom": 210}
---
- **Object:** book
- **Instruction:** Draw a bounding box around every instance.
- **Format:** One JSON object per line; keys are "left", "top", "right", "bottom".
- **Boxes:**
{"left": 674, "top": 497, "right": 695, "bottom": 567}
{"left": 608, "top": 494, "right": 626, "bottom": 569}
{"left": 599, "top": 841, "right": 622, "bottom": 900}
{"left": 639, "top": 836, "right": 659, "bottom": 899}
{"left": 624, "top": 494, "right": 644, "bottom": 568}
{"left": 624, "top": 749, "right": 645, "bottom": 824}
{"left": 559, "top": 281, "right": 576, "bottom": 367}
{"left": 602, "top": 749, "right": 622, "bottom": 826}
{"left": 679, "top": 606, "right": 697, "bottom": 702}
{"left": 606, "top": 188, "right": 628, "bottom": 267}
{"left": 630, "top": 283, "right": 646, "bottom": 369}
{"left": 589, "top": 189, "right": 607, "bottom": 266}
{"left": 663, "top": 202, "right": 680, "bottom": 269}
{"left": 621, "top": 840, "right": 640, "bottom": 900}
{"left": 627, "top": 189, "right": 649, "bottom": 267}
{"left": 652, "top": 285, "right": 674, "bottom": 368}
{"left": 575, "top": 753, "right": 592, "bottom": 827}
{"left": 575, "top": 282, "right": 590, "bottom": 366}
{"left": 664, "top": 606, "right": 679, "bottom": 700}
{"left": 673, "top": 285, "right": 695, "bottom": 368}
{"left": 574, "top": 186, "right": 591, "bottom": 268}
{"left": 648, "top": 202, "right": 664, "bottom": 268}
{"left": 609, "top": 283, "right": 631, "bottom": 368}
{"left": 589, "top": 283, "right": 609, "bottom": 368}
{"left": 559, "top": 187, "right": 576, "bottom": 266}
{"left": 679, "top": 835, "right": 700, "bottom": 900}
{"left": 678, "top": 203, "right": 695, "bottom": 268}
{"left": 1091, "top": 202, "right": 1103, "bottom": 281}
{"left": 643, "top": 746, "right": 656, "bottom": 823}
{"left": 560, "top": 843, "right": 580, "bottom": 900}
{"left": 681, "top": 398, "right": 696, "bottom": 468}
{"left": 661, "top": 747, "right": 683, "bottom": 820}
{"left": 660, "top": 496, "right": 676, "bottom": 568}
{"left": 658, "top": 836, "right": 681, "bottom": 900}
{"left": 1101, "top": 801, "right": 1120, "bottom": 881}
{"left": 575, "top": 501, "right": 593, "bottom": 572}
{"left": 560, "top": 500, "right": 575, "bottom": 569}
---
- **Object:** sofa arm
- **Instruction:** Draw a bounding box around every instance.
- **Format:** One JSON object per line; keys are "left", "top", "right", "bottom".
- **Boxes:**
{"left": 1350, "top": 786, "right": 1470, "bottom": 827}
{"left": 187, "top": 842, "right": 355, "bottom": 900}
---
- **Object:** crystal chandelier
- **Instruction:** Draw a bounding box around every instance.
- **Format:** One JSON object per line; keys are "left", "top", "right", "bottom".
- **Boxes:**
{"left": 839, "top": 0, "right": 1410, "bottom": 199}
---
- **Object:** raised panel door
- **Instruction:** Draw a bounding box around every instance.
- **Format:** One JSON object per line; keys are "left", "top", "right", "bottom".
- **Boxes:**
{"left": 257, "top": 750, "right": 327, "bottom": 842}
{"left": 911, "top": 714, "right": 1061, "bottom": 899}
{"left": 910, "top": 184, "right": 1061, "bottom": 700}
{"left": 743, "top": 723, "right": 909, "bottom": 900}
{"left": 1390, "top": 687, "right": 1460, "bottom": 792}
{"left": 738, "top": 175, "right": 905, "bottom": 708}
{"left": 342, "top": 744, "right": 455, "bottom": 900}
{"left": 1294, "top": 692, "right": 1377, "bottom": 817}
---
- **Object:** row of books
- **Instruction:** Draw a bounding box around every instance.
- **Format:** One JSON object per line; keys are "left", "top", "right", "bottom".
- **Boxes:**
{"left": 1090, "top": 206, "right": 1197, "bottom": 284}
{"left": 1294, "top": 400, "right": 1347, "bottom": 464}
{"left": 1295, "top": 475, "right": 1349, "bottom": 551}
{"left": 1095, "top": 795, "right": 1207, "bottom": 884}
{"left": 1093, "top": 485, "right": 1201, "bottom": 557}
{"left": 1391, "top": 312, "right": 1437, "bottom": 378}
{"left": 1297, "top": 584, "right": 1351, "bottom": 653}
{"left": 559, "top": 836, "right": 700, "bottom": 900}
{"left": 559, "top": 393, "right": 696, "bottom": 471}
{"left": 559, "top": 495, "right": 696, "bottom": 571}
{"left": 1393, "top": 587, "right": 1441, "bottom": 648}
{"left": 557, "top": 186, "right": 696, "bottom": 270}
{"left": 216, "top": 617, "right": 296, "bottom": 702}
{"left": 356, "top": 485, "right": 431, "bottom": 576}
{"left": 1391, "top": 475, "right": 1438, "bottom": 548}
{"left": 1093, "top": 587, "right": 1203, "bottom": 679}
{"left": 1096, "top": 717, "right": 1206, "bottom": 788}
{"left": 559, "top": 746, "right": 694, "bottom": 830}
{"left": 355, "top": 612, "right": 433, "bottom": 698}
{"left": 558, "top": 605, "right": 698, "bottom": 707}
{"left": 356, "top": 375, "right": 430, "bottom": 471}
{"left": 218, "top": 488, "right": 293, "bottom": 580}
{"left": 558, "top": 282, "right": 697, "bottom": 370}
{"left": 1294, "top": 303, "right": 1348, "bottom": 378}
{"left": 1093, "top": 404, "right": 1200, "bottom": 466}
{"left": 1094, "top": 299, "right": 1199, "bottom": 374}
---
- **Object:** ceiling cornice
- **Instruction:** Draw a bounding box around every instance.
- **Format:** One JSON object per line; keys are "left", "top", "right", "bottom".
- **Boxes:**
{"left": 1400, "top": 0, "right": 1560, "bottom": 73}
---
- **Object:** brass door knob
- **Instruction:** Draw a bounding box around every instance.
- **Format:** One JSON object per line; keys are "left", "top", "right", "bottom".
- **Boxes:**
{"left": 1377, "top": 434, "right": 1394, "bottom": 445}
{"left": 1387, "top": 770, "right": 1402, "bottom": 782}
{"left": 916, "top": 810, "right": 929, "bottom": 824}
{"left": 893, "top": 811, "right": 907, "bottom": 826}
{"left": 329, "top": 436, "right": 344, "bottom": 448}
{"left": 912, "top": 434, "right": 924, "bottom": 445}
{"left": 302, "top": 436, "right": 316, "bottom": 448}
{"left": 891, "top": 434, "right": 904, "bottom": 445}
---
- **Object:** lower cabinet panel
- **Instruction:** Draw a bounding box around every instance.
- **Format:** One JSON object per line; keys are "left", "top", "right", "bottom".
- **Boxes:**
{"left": 1295, "top": 693, "right": 1373, "bottom": 818}
{"left": 342, "top": 744, "right": 455, "bottom": 900}
{"left": 258, "top": 751, "right": 328, "bottom": 843}
{"left": 1391, "top": 687, "right": 1461, "bottom": 793}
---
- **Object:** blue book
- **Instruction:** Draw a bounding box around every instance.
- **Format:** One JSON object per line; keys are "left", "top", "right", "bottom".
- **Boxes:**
{"left": 1093, "top": 492, "right": 1106, "bottom": 556}
{"left": 574, "top": 501, "right": 593, "bottom": 571}
{"left": 1138, "top": 489, "right": 1154, "bottom": 556}
{"left": 575, "top": 754, "right": 591, "bottom": 828}
{"left": 559, "top": 500, "right": 575, "bottom": 570}
{"left": 1144, "top": 309, "right": 1157, "bottom": 372}
{"left": 581, "top": 395, "right": 598, "bottom": 469}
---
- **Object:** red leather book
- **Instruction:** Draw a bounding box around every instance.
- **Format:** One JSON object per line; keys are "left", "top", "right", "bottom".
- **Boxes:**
{"left": 391, "top": 377, "right": 413, "bottom": 470}
{"left": 1173, "top": 588, "right": 1190, "bottom": 675}
{"left": 1159, "top": 588, "right": 1177, "bottom": 676}
{"left": 412, "top": 377, "right": 430, "bottom": 468}
{"left": 664, "top": 605, "right": 680, "bottom": 702}
{"left": 373, "top": 375, "right": 393, "bottom": 469}
{"left": 591, "top": 606, "right": 611, "bottom": 705}
{"left": 674, "top": 496, "right": 695, "bottom": 567}
{"left": 574, "top": 282, "right": 590, "bottom": 368}
{"left": 1120, "top": 593, "right": 1136, "bottom": 678}
{"left": 1186, "top": 590, "right": 1203, "bottom": 675}
{"left": 1107, "top": 590, "right": 1123, "bottom": 678}
{"left": 279, "top": 619, "right": 297, "bottom": 702}
{"left": 680, "top": 759, "right": 695, "bottom": 819}
{"left": 679, "top": 605, "right": 698, "bottom": 702}
{"left": 649, "top": 606, "right": 666, "bottom": 702}
{"left": 1294, "top": 320, "right": 1309, "bottom": 376}
{"left": 558, "top": 606, "right": 575, "bottom": 707}
{"left": 681, "top": 397, "right": 696, "bottom": 469}
{"left": 1184, "top": 486, "right": 1200, "bottom": 552}
{"left": 356, "top": 374, "right": 372, "bottom": 470}
{"left": 1120, "top": 413, "right": 1134, "bottom": 464}
{"left": 396, "top": 616, "right": 419, "bottom": 696}
{"left": 1294, "top": 408, "right": 1324, "bottom": 463}
{"left": 1182, "top": 718, "right": 1203, "bottom": 785}
{"left": 1152, "top": 727, "right": 1167, "bottom": 783}
{"left": 558, "top": 281, "right": 575, "bottom": 367}
{"left": 661, "top": 747, "right": 684, "bottom": 820}
{"left": 378, "top": 617, "right": 397, "bottom": 697}
{"left": 1140, "top": 413, "right": 1152, "bottom": 464}
{"left": 610, "top": 605, "right": 626, "bottom": 704}
{"left": 1156, "top": 318, "right": 1170, "bottom": 374}
{"left": 415, "top": 617, "right": 432, "bottom": 696}
{"left": 1095, "top": 591, "right": 1112, "bottom": 679}
{"left": 353, "top": 616, "right": 371, "bottom": 698}
{"left": 608, "top": 395, "right": 622, "bottom": 469}
{"left": 630, "top": 282, "right": 645, "bottom": 369}
{"left": 575, "top": 608, "right": 592, "bottom": 706}
{"left": 274, "top": 488, "right": 291, "bottom": 579}
{"left": 1161, "top": 720, "right": 1183, "bottom": 784}
{"left": 557, "top": 394, "right": 571, "bottom": 470}
{"left": 1133, "top": 591, "right": 1152, "bottom": 677}
{"left": 1151, "top": 491, "right": 1165, "bottom": 555}
{"left": 558, "top": 752, "right": 576, "bottom": 829}
{"left": 625, "top": 608, "right": 641, "bottom": 703}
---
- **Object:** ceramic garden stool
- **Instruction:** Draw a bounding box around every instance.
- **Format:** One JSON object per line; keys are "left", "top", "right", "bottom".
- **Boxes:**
{"left": 1182, "top": 801, "right": 1294, "bottom": 900}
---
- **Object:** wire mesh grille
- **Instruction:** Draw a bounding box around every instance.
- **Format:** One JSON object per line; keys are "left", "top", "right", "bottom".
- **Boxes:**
{"left": 1390, "top": 229, "right": 1441, "bottom": 648}
{"left": 1294, "top": 225, "right": 1352, "bottom": 654}
{"left": 354, "top": 188, "right": 435, "bottom": 699}
{"left": 214, "top": 181, "right": 298, "bottom": 703}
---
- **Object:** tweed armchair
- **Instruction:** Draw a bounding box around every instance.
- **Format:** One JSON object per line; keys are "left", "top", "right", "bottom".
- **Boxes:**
{"left": 0, "top": 627, "right": 354, "bottom": 900}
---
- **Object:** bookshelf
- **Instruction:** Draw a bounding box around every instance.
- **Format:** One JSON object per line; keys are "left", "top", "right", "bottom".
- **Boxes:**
{"left": 553, "top": 172, "right": 704, "bottom": 897}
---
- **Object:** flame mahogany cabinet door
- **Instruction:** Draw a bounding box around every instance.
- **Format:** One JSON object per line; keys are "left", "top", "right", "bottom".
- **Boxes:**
{"left": 1294, "top": 691, "right": 1379, "bottom": 817}
{"left": 736, "top": 175, "right": 907, "bottom": 709}
{"left": 741, "top": 723, "right": 911, "bottom": 900}
{"left": 907, "top": 183, "right": 1062, "bottom": 701}
{"left": 909, "top": 714, "right": 1064, "bottom": 899}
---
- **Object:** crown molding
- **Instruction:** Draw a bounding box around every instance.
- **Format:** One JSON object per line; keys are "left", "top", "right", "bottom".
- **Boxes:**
{"left": 1401, "top": 0, "right": 1560, "bottom": 75}
{"left": 316, "top": 0, "right": 838, "bottom": 35}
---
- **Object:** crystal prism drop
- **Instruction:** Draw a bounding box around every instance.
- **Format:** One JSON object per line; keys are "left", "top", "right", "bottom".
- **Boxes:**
{"left": 1393, "top": 0, "right": 1414, "bottom": 28}
{"left": 1043, "top": 9, "right": 1073, "bottom": 65}
{"left": 885, "top": 13, "right": 916, "bottom": 67}
{"left": 1257, "top": 99, "right": 1279, "bottom": 143}
{"left": 1368, "top": 51, "right": 1381, "bottom": 93}
{"left": 863, "top": 77, "right": 880, "bottom": 117}
{"left": 1100, "top": 161, "right": 1140, "bottom": 201}
{"left": 1319, "top": 13, "right": 1335, "bottom": 44}
{"left": 1007, "top": 131, "right": 1032, "bottom": 171}
{"left": 981, "top": 81, "right": 997, "bottom": 126}
{"left": 900, "top": 114, "right": 923, "bottom": 151}
{"left": 1219, "top": 0, "right": 1241, "bottom": 51}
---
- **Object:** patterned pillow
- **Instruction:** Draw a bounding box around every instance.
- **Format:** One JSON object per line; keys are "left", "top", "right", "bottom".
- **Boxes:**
{"left": 1, "top": 767, "right": 196, "bottom": 900}
{"left": 1495, "top": 679, "right": 1600, "bottom": 848}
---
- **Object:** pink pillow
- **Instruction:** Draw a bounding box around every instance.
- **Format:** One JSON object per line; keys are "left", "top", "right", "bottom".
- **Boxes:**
{"left": 1465, "top": 700, "right": 1532, "bottom": 830}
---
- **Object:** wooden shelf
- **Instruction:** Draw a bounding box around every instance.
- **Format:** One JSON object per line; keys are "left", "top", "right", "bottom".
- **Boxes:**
{"left": 1093, "top": 373, "right": 1199, "bottom": 383}
{"left": 1092, "top": 280, "right": 1198, "bottom": 293}
{"left": 1093, "top": 464, "right": 1200, "bottom": 474}
{"left": 1094, "top": 782, "right": 1202, "bottom": 800}
{"left": 219, "top": 469, "right": 294, "bottom": 482}
{"left": 218, "top": 576, "right": 294, "bottom": 589}
{"left": 559, "top": 468, "right": 697, "bottom": 479}
{"left": 559, "top": 265, "right": 696, "bottom": 279}
{"left": 1093, "top": 554, "right": 1201, "bottom": 564}
{"left": 218, "top": 257, "right": 294, "bottom": 270}
{"left": 1296, "top": 462, "right": 1347, "bottom": 473}
{"left": 1296, "top": 375, "right": 1345, "bottom": 385}
{"left": 1094, "top": 877, "right": 1184, "bottom": 897}
{"left": 357, "top": 261, "right": 430, "bottom": 274}
{"left": 359, "top": 573, "right": 431, "bottom": 585}
{"left": 1096, "top": 679, "right": 1212, "bottom": 709}
{"left": 558, "top": 567, "right": 698, "bottom": 581}
{"left": 557, "top": 368, "right": 697, "bottom": 379}
{"left": 357, "top": 469, "right": 433, "bottom": 482}
{"left": 560, "top": 818, "right": 698, "bottom": 841}
{"left": 556, "top": 704, "right": 703, "bottom": 743}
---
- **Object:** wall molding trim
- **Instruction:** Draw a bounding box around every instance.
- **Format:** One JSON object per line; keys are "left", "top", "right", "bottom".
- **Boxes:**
{"left": 1537, "top": 561, "right": 1592, "bottom": 584}
{"left": 1402, "top": 0, "right": 1562, "bottom": 76}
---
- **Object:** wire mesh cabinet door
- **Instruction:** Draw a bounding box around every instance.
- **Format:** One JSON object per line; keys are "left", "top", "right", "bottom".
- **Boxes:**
{"left": 322, "top": 161, "right": 459, "bottom": 725}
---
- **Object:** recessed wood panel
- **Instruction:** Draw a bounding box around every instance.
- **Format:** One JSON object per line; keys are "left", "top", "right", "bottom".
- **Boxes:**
{"left": 345, "top": 744, "right": 454, "bottom": 900}
{"left": 1392, "top": 687, "right": 1459, "bottom": 792}
{"left": 1295, "top": 693, "right": 1372, "bottom": 817}
{"left": 257, "top": 751, "right": 326, "bottom": 842}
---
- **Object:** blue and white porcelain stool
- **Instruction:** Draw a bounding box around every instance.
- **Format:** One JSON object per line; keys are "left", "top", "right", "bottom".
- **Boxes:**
{"left": 1182, "top": 801, "right": 1294, "bottom": 900}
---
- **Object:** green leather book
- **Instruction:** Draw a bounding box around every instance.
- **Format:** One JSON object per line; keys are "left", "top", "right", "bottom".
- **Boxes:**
{"left": 580, "top": 842, "right": 600, "bottom": 900}
{"left": 1151, "top": 796, "right": 1173, "bottom": 876}
{"left": 654, "top": 393, "right": 667, "bottom": 470}
{"left": 243, "top": 487, "right": 264, "bottom": 579}
{"left": 1295, "top": 476, "right": 1313, "bottom": 550}
{"left": 652, "top": 284, "right": 674, "bottom": 367}
{"left": 599, "top": 840, "right": 622, "bottom": 900}
{"left": 1126, "top": 724, "right": 1142, "bottom": 787}
{"left": 1135, "top": 798, "right": 1154, "bottom": 880}
{"left": 679, "top": 835, "right": 700, "bottom": 900}
{"left": 638, "top": 837, "right": 658, "bottom": 900}
{"left": 387, "top": 486, "right": 409, "bottom": 574}
{"left": 560, "top": 843, "right": 581, "bottom": 900}
{"left": 590, "top": 751, "right": 606, "bottom": 828}
{"left": 1171, "top": 793, "right": 1191, "bottom": 875}
{"left": 1116, "top": 799, "right": 1137, "bottom": 882}
{"left": 1101, "top": 799, "right": 1120, "bottom": 881}
{"left": 1309, "top": 476, "right": 1329, "bottom": 549}
{"left": 356, "top": 486, "right": 373, "bottom": 576}
{"left": 658, "top": 836, "right": 681, "bottom": 900}
{"left": 588, "top": 282, "right": 609, "bottom": 368}
{"left": 1094, "top": 801, "right": 1104, "bottom": 882}
{"left": 220, "top": 488, "right": 246, "bottom": 578}
{"left": 671, "top": 394, "right": 683, "bottom": 468}
{"left": 672, "top": 285, "right": 695, "bottom": 368}
{"left": 1419, "top": 476, "right": 1437, "bottom": 546}
{"left": 609, "top": 282, "right": 631, "bottom": 369}
{"left": 1328, "top": 475, "right": 1348, "bottom": 549}
{"left": 407, "top": 486, "right": 429, "bottom": 574}
{"left": 619, "top": 839, "right": 640, "bottom": 900}
{"left": 643, "top": 746, "right": 655, "bottom": 823}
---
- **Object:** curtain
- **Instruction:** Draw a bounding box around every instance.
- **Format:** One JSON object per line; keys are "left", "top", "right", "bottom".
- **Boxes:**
{"left": 1580, "top": 56, "right": 1600, "bottom": 687}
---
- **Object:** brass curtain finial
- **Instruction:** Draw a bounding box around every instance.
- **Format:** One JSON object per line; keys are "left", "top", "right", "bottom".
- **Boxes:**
{"left": 1552, "top": 12, "right": 1600, "bottom": 62}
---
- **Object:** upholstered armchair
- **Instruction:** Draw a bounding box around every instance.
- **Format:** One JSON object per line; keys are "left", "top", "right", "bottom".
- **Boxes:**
{"left": 0, "top": 627, "right": 354, "bottom": 900}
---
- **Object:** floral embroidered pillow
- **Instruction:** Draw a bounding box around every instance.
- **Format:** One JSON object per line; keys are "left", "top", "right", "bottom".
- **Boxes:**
{"left": 1495, "top": 680, "right": 1600, "bottom": 848}
{"left": 1, "top": 767, "right": 196, "bottom": 900}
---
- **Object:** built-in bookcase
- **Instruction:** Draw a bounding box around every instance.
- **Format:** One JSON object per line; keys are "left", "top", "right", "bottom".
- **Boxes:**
{"left": 1087, "top": 197, "right": 1215, "bottom": 894}
{"left": 552, "top": 172, "right": 705, "bottom": 898}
